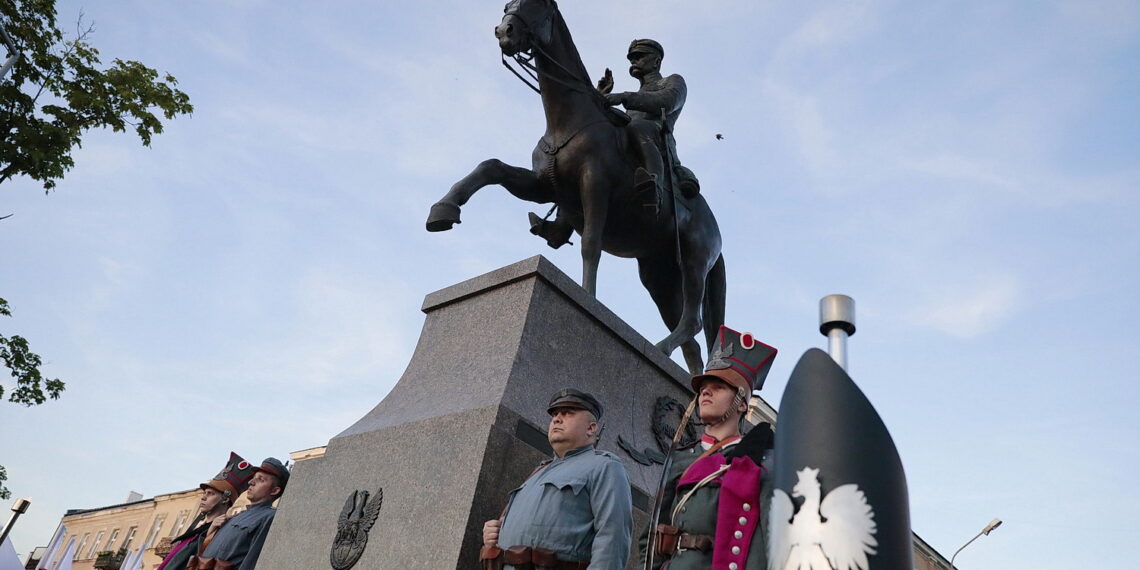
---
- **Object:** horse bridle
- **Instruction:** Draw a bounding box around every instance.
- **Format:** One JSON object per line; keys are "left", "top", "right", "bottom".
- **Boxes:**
{"left": 500, "top": 0, "right": 597, "bottom": 97}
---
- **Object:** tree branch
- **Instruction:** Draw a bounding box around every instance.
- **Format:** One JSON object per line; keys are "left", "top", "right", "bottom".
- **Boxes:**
{"left": 29, "top": 14, "right": 95, "bottom": 107}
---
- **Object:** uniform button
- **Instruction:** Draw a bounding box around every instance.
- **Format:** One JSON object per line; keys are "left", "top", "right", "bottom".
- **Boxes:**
{"left": 743, "top": 503, "right": 752, "bottom": 511}
{"left": 732, "top": 546, "right": 741, "bottom": 555}
{"left": 734, "top": 531, "right": 743, "bottom": 539}
{"left": 738, "top": 516, "right": 747, "bottom": 525}
{"left": 681, "top": 506, "right": 687, "bottom": 513}
{"left": 729, "top": 563, "right": 738, "bottom": 570}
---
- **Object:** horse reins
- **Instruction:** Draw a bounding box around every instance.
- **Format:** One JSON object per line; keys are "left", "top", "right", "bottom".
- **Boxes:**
{"left": 499, "top": 1, "right": 609, "bottom": 110}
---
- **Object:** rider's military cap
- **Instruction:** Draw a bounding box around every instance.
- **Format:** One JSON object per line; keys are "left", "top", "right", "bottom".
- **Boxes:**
{"left": 201, "top": 451, "right": 256, "bottom": 499}
{"left": 254, "top": 457, "right": 290, "bottom": 489}
{"left": 691, "top": 326, "right": 778, "bottom": 394}
{"left": 547, "top": 388, "right": 604, "bottom": 420}
{"left": 628, "top": 38, "right": 664, "bottom": 58}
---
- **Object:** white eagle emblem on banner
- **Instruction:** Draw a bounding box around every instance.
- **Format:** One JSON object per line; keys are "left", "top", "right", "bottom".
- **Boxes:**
{"left": 768, "top": 467, "right": 878, "bottom": 570}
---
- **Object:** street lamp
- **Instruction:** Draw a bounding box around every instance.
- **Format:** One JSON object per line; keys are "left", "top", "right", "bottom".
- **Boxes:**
{"left": 949, "top": 518, "right": 1002, "bottom": 568}
{"left": 0, "top": 498, "right": 31, "bottom": 545}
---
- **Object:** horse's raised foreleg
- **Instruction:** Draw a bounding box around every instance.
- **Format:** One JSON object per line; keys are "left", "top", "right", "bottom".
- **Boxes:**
{"left": 426, "top": 159, "right": 545, "bottom": 232}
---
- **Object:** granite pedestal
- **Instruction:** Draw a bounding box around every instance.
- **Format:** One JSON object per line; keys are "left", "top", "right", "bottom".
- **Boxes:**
{"left": 257, "top": 256, "right": 698, "bottom": 569}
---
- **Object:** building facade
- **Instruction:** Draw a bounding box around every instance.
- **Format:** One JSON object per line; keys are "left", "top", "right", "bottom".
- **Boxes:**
{"left": 34, "top": 489, "right": 252, "bottom": 570}
{"left": 32, "top": 448, "right": 327, "bottom": 570}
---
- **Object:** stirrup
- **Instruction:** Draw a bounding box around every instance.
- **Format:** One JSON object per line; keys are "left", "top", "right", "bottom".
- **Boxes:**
{"left": 634, "top": 167, "right": 660, "bottom": 195}
{"left": 528, "top": 212, "right": 573, "bottom": 249}
{"left": 633, "top": 168, "right": 663, "bottom": 215}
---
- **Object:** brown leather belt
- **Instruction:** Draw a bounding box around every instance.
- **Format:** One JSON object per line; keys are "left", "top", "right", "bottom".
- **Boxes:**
{"left": 653, "top": 524, "right": 713, "bottom": 557}
{"left": 479, "top": 545, "right": 589, "bottom": 570}
{"left": 677, "top": 533, "right": 714, "bottom": 552}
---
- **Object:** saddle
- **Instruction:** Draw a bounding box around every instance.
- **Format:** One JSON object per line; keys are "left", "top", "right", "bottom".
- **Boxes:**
{"left": 602, "top": 105, "right": 632, "bottom": 127}
{"left": 597, "top": 99, "right": 700, "bottom": 200}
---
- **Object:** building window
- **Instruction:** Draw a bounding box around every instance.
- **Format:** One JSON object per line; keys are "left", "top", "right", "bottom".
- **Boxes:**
{"left": 104, "top": 528, "right": 120, "bottom": 552}
{"left": 169, "top": 509, "right": 192, "bottom": 537}
{"left": 87, "top": 530, "right": 105, "bottom": 559}
{"left": 144, "top": 514, "right": 167, "bottom": 549}
{"left": 73, "top": 533, "right": 90, "bottom": 560}
{"left": 122, "top": 526, "right": 138, "bottom": 550}
{"left": 62, "top": 535, "right": 77, "bottom": 563}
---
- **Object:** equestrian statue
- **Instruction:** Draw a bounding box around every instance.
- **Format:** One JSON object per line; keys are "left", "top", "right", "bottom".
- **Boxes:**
{"left": 426, "top": 0, "right": 725, "bottom": 374}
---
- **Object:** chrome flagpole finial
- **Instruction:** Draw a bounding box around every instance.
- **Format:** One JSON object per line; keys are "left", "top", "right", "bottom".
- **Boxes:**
{"left": 819, "top": 294, "right": 856, "bottom": 371}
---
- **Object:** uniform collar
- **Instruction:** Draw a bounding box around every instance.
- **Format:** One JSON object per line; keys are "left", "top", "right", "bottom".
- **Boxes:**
{"left": 556, "top": 444, "right": 594, "bottom": 460}
{"left": 700, "top": 433, "right": 742, "bottom": 450}
{"left": 640, "top": 71, "right": 664, "bottom": 85}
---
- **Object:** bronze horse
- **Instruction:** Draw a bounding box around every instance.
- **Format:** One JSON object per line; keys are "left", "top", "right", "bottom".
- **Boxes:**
{"left": 426, "top": 0, "right": 725, "bottom": 374}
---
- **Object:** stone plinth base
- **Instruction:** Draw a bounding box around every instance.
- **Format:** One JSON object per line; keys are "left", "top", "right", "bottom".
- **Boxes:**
{"left": 258, "top": 256, "right": 694, "bottom": 569}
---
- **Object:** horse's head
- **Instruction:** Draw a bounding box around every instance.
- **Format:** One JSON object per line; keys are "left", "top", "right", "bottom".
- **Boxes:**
{"left": 496, "top": 0, "right": 556, "bottom": 56}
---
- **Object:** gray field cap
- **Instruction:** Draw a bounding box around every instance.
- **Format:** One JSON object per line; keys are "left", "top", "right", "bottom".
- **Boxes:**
{"left": 547, "top": 388, "right": 603, "bottom": 420}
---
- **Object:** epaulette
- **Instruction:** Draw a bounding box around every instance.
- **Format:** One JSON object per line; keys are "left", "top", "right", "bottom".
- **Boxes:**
{"left": 723, "top": 422, "right": 774, "bottom": 464}
{"left": 594, "top": 449, "right": 620, "bottom": 460}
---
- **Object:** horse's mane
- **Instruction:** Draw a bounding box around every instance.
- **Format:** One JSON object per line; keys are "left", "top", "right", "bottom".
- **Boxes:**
{"left": 548, "top": 6, "right": 593, "bottom": 89}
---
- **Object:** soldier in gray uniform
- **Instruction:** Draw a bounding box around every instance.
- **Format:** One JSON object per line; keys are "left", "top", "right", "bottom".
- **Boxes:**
{"left": 481, "top": 389, "right": 633, "bottom": 570}
{"left": 189, "top": 457, "right": 289, "bottom": 570}
{"left": 642, "top": 326, "right": 777, "bottom": 570}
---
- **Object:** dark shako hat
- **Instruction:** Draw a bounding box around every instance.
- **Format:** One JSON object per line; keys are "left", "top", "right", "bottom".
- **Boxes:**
{"left": 254, "top": 457, "right": 290, "bottom": 489}
{"left": 200, "top": 451, "right": 256, "bottom": 499}
{"left": 628, "top": 38, "right": 664, "bottom": 58}
{"left": 691, "top": 325, "right": 778, "bottom": 393}
{"left": 547, "top": 388, "right": 604, "bottom": 420}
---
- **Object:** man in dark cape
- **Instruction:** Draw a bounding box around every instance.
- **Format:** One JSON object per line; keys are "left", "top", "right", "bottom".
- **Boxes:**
{"left": 157, "top": 452, "right": 254, "bottom": 570}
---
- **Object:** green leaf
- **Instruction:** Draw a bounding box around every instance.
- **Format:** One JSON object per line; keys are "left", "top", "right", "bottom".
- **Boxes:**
{"left": 0, "top": 0, "right": 193, "bottom": 192}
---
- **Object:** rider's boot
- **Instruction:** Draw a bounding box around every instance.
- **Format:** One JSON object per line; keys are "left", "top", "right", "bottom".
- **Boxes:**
{"left": 634, "top": 137, "right": 666, "bottom": 204}
{"left": 528, "top": 212, "right": 574, "bottom": 249}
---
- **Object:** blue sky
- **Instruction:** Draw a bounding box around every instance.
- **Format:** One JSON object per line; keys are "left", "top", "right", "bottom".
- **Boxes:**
{"left": 2, "top": 1, "right": 1137, "bottom": 568}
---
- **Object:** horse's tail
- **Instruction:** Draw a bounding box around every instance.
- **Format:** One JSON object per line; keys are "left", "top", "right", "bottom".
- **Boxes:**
{"left": 703, "top": 253, "right": 726, "bottom": 352}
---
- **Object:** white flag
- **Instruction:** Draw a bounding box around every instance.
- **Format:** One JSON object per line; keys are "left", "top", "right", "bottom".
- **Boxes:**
{"left": 132, "top": 549, "right": 147, "bottom": 570}
{"left": 123, "top": 547, "right": 146, "bottom": 570}
{"left": 47, "top": 537, "right": 75, "bottom": 570}
{"left": 0, "top": 537, "right": 24, "bottom": 570}
{"left": 118, "top": 549, "right": 134, "bottom": 570}
{"left": 36, "top": 524, "right": 66, "bottom": 570}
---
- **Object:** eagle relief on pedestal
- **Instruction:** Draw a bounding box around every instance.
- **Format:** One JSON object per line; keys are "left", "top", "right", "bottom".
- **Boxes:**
{"left": 330, "top": 488, "right": 384, "bottom": 570}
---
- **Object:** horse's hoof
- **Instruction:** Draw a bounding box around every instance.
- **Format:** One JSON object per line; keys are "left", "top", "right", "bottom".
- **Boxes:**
{"left": 426, "top": 202, "right": 462, "bottom": 232}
